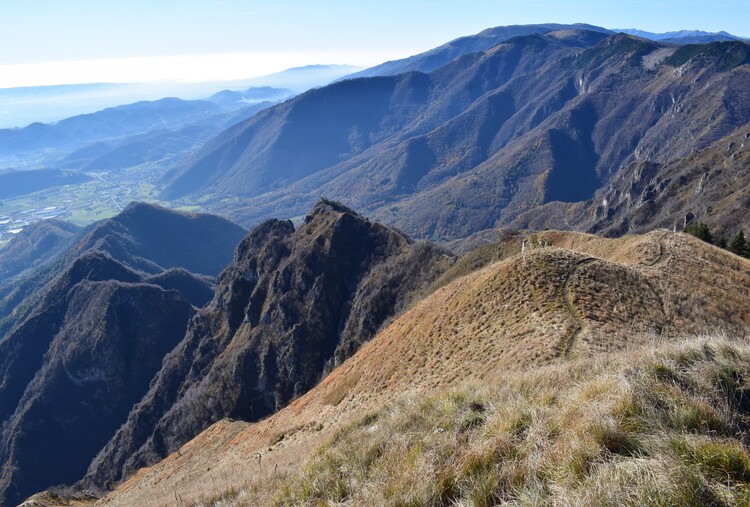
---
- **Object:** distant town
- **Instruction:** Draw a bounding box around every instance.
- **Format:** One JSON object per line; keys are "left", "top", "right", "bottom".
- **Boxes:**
{"left": 0, "top": 205, "right": 68, "bottom": 239}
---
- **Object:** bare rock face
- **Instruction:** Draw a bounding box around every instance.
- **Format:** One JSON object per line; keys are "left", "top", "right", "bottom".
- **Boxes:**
{"left": 83, "top": 200, "right": 454, "bottom": 491}
{"left": 513, "top": 123, "right": 750, "bottom": 238}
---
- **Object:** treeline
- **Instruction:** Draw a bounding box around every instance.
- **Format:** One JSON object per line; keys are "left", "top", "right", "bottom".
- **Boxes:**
{"left": 684, "top": 222, "right": 749, "bottom": 258}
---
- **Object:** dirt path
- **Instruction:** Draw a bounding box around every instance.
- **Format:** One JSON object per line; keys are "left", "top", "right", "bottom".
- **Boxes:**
{"left": 639, "top": 232, "right": 671, "bottom": 326}
{"left": 561, "top": 257, "right": 597, "bottom": 358}
{"left": 641, "top": 232, "right": 669, "bottom": 267}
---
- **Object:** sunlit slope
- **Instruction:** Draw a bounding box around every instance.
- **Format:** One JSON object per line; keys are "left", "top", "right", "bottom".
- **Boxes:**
{"left": 95, "top": 230, "right": 750, "bottom": 506}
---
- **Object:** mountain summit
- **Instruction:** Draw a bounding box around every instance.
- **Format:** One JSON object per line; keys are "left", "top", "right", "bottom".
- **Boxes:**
{"left": 83, "top": 199, "right": 453, "bottom": 491}
{"left": 92, "top": 227, "right": 750, "bottom": 506}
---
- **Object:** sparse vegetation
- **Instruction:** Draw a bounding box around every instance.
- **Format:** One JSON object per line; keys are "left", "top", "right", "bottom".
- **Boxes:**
{"left": 684, "top": 222, "right": 750, "bottom": 259}
{"left": 186, "top": 336, "right": 750, "bottom": 507}
{"left": 729, "top": 230, "right": 748, "bottom": 258}
{"left": 684, "top": 221, "right": 713, "bottom": 243}
{"left": 94, "top": 229, "right": 750, "bottom": 507}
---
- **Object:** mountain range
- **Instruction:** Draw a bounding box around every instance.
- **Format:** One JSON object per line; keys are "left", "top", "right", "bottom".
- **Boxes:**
{"left": 1, "top": 197, "right": 748, "bottom": 506}
{"left": 81, "top": 200, "right": 453, "bottom": 493}
{"left": 0, "top": 98, "right": 224, "bottom": 157}
{"left": 0, "top": 22, "right": 749, "bottom": 507}
{"left": 162, "top": 30, "right": 750, "bottom": 242}
{"left": 616, "top": 28, "right": 746, "bottom": 44}
{"left": 0, "top": 203, "right": 246, "bottom": 505}
{"left": 0, "top": 67, "right": 356, "bottom": 206}
{"left": 0, "top": 65, "right": 358, "bottom": 130}
{"left": 344, "top": 23, "right": 612, "bottom": 79}
{"left": 344, "top": 25, "right": 745, "bottom": 80}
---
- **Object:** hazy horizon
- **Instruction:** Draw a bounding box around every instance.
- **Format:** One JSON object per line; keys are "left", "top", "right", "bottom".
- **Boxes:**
{"left": 2, "top": 1, "right": 748, "bottom": 90}
{"left": 1, "top": 1, "right": 748, "bottom": 127}
{"left": 0, "top": 64, "right": 362, "bottom": 128}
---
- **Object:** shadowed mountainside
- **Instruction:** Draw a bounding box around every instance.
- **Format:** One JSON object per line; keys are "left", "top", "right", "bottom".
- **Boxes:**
{"left": 0, "top": 202, "right": 246, "bottom": 335}
{"left": 0, "top": 204, "right": 246, "bottom": 506}
{"left": 0, "top": 219, "right": 80, "bottom": 287}
{"left": 68, "top": 202, "right": 247, "bottom": 276}
{"left": 0, "top": 278, "right": 194, "bottom": 506}
{"left": 162, "top": 34, "right": 750, "bottom": 242}
{"left": 511, "top": 120, "right": 750, "bottom": 238}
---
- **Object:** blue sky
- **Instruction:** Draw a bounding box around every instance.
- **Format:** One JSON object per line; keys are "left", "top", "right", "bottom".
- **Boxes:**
{"left": 0, "top": 0, "right": 748, "bottom": 87}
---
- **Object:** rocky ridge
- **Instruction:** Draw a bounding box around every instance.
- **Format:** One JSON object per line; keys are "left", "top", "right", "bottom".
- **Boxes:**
{"left": 83, "top": 200, "right": 454, "bottom": 491}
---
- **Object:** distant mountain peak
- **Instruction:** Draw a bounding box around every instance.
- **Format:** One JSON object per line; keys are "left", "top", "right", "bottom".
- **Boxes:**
{"left": 343, "top": 23, "right": 613, "bottom": 80}
{"left": 614, "top": 28, "right": 744, "bottom": 43}
{"left": 120, "top": 200, "right": 181, "bottom": 218}
{"left": 310, "top": 197, "right": 360, "bottom": 217}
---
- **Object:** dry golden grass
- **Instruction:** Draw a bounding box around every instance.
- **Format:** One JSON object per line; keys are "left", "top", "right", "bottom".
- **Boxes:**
{"left": 276, "top": 335, "right": 750, "bottom": 507}
{"left": 93, "top": 230, "right": 750, "bottom": 507}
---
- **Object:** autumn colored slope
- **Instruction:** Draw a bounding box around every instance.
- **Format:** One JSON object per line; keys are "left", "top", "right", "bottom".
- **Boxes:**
{"left": 88, "top": 229, "right": 750, "bottom": 507}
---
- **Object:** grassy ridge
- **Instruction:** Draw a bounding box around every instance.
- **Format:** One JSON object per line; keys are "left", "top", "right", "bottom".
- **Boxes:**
{"left": 94, "top": 231, "right": 750, "bottom": 507}
{"left": 193, "top": 335, "right": 750, "bottom": 506}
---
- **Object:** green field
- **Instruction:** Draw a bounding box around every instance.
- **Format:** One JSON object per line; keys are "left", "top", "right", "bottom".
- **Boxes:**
{"left": 0, "top": 162, "right": 209, "bottom": 237}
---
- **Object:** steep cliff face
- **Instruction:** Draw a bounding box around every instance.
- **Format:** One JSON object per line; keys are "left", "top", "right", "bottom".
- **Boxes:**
{"left": 84, "top": 200, "right": 454, "bottom": 490}
{"left": 510, "top": 122, "right": 750, "bottom": 238}
{"left": 0, "top": 204, "right": 246, "bottom": 506}
{"left": 0, "top": 280, "right": 194, "bottom": 506}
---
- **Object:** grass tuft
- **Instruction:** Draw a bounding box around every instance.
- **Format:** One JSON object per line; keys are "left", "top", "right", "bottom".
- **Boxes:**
{"left": 271, "top": 337, "right": 750, "bottom": 506}
{"left": 190, "top": 336, "right": 750, "bottom": 506}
